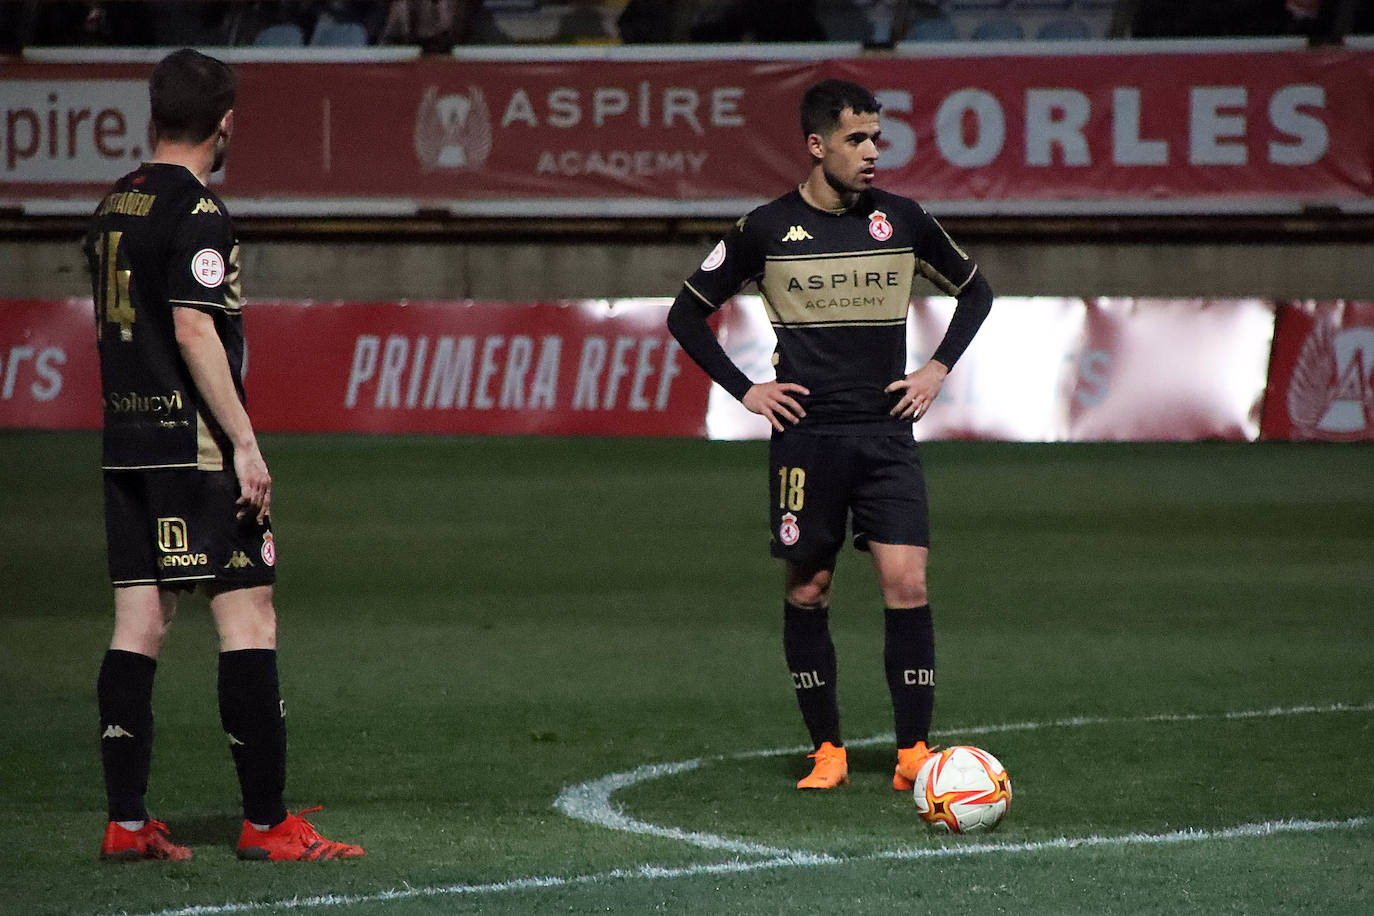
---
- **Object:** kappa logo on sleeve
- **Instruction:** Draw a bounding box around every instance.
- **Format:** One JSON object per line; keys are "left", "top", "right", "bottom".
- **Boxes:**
{"left": 701, "top": 240, "right": 727, "bottom": 271}
{"left": 192, "top": 248, "right": 226, "bottom": 288}
{"left": 191, "top": 197, "right": 220, "bottom": 215}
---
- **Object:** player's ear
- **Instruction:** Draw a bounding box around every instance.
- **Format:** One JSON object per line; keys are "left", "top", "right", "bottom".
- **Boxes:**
{"left": 806, "top": 131, "right": 826, "bottom": 161}
{"left": 218, "top": 109, "right": 234, "bottom": 141}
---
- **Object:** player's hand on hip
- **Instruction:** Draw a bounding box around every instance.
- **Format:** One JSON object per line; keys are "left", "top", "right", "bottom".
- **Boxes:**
{"left": 742, "top": 381, "right": 810, "bottom": 432}
{"left": 886, "top": 360, "right": 949, "bottom": 421}
{"left": 233, "top": 442, "right": 272, "bottom": 523}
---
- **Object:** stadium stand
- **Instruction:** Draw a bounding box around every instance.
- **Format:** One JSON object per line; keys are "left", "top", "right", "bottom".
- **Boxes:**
{"left": 909, "top": 16, "right": 959, "bottom": 40}
{"left": 311, "top": 10, "right": 370, "bottom": 45}
{"left": 1037, "top": 16, "right": 1090, "bottom": 38}
{"left": 971, "top": 15, "right": 1025, "bottom": 38}
{"left": 254, "top": 21, "right": 306, "bottom": 45}
{"left": 2, "top": 1, "right": 1368, "bottom": 48}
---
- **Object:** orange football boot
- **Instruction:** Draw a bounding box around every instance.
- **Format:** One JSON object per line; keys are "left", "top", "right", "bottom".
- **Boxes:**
{"left": 100, "top": 819, "right": 193, "bottom": 862}
{"left": 797, "top": 741, "right": 849, "bottom": 789}
{"left": 893, "top": 741, "right": 936, "bottom": 791}
{"left": 236, "top": 807, "right": 364, "bottom": 861}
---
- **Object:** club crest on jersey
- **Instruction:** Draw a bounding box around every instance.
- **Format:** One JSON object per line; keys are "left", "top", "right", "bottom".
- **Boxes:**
{"left": 868, "top": 210, "right": 893, "bottom": 241}
{"left": 779, "top": 512, "right": 800, "bottom": 547}
{"left": 701, "top": 240, "right": 727, "bottom": 271}
{"left": 192, "top": 248, "right": 225, "bottom": 288}
{"left": 261, "top": 531, "right": 277, "bottom": 567}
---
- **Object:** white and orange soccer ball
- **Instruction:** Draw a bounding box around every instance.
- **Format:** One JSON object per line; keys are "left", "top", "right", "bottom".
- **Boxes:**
{"left": 911, "top": 745, "right": 1012, "bottom": 833}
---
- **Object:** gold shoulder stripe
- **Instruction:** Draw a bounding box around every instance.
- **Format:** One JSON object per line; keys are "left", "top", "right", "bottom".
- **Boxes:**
{"left": 952, "top": 263, "right": 979, "bottom": 294}
{"left": 914, "top": 258, "right": 963, "bottom": 297}
{"left": 683, "top": 280, "right": 721, "bottom": 310}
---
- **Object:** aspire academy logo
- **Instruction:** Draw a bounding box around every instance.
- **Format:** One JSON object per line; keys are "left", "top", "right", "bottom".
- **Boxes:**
{"left": 415, "top": 85, "right": 493, "bottom": 171}
{"left": 1287, "top": 316, "right": 1374, "bottom": 440}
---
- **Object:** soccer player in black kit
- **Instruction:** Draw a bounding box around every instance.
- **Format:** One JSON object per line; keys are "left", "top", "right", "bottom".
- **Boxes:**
{"left": 87, "top": 49, "right": 361, "bottom": 861}
{"left": 668, "top": 79, "right": 993, "bottom": 790}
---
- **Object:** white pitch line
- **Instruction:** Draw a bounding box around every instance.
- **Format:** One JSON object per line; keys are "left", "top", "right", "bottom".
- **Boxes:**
{"left": 115, "top": 816, "right": 1371, "bottom": 916}
{"left": 555, "top": 700, "right": 1374, "bottom": 852}
{"left": 109, "top": 701, "right": 1374, "bottom": 916}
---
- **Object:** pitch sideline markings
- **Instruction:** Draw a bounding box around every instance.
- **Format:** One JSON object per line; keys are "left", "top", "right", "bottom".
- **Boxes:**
{"left": 111, "top": 701, "right": 1373, "bottom": 916}
{"left": 115, "top": 816, "right": 1372, "bottom": 916}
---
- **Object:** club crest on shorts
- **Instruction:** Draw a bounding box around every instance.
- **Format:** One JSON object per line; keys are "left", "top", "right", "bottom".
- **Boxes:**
{"left": 779, "top": 512, "right": 800, "bottom": 547}
{"left": 261, "top": 531, "right": 277, "bottom": 566}
{"left": 868, "top": 210, "right": 893, "bottom": 241}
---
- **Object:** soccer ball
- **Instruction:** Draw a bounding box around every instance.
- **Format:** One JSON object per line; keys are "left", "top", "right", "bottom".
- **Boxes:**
{"left": 912, "top": 745, "right": 1012, "bottom": 833}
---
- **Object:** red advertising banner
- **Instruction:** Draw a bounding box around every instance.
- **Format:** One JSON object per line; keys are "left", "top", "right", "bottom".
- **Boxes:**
{"left": 2, "top": 45, "right": 1371, "bottom": 215}
{"left": 0, "top": 298, "right": 97, "bottom": 429}
{"left": 1261, "top": 300, "right": 1374, "bottom": 441}
{"left": 0, "top": 295, "right": 1294, "bottom": 442}
{"left": 710, "top": 296, "right": 1274, "bottom": 441}
{"left": 0, "top": 298, "right": 712, "bottom": 437}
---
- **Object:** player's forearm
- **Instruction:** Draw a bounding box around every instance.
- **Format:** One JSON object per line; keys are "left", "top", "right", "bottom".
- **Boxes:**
{"left": 666, "top": 290, "right": 754, "bottom": 401}
{"left": 174, "top": 309, "right": 258, "bottom": 453}
{"left": 931, "top": 272, "right": 993, "bottom": 370}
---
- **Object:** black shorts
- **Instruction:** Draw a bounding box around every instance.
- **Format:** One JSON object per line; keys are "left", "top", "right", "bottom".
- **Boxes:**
{"left": 104, "top": 469, "right": 277, "bottom": 590}
{"left": 768, "top": 430, "right": 929, "bottom": 565}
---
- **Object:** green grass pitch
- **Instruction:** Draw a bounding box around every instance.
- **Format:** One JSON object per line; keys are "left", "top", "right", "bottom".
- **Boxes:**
{"left": 1, "top": 431, "right": 1371, "bottom": 915}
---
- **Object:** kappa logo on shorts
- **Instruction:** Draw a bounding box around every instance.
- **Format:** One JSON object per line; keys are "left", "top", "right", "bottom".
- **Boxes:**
{"left": 261, "top": 531, "right": 277, "bottom": 567}
{"left": 868, "top": 210, "right": 893, "bottom": 242}
{"left": 225, "top": 550, "right": 255, "bottom": 570}
{"left": 779, "top": 512, "right": 801, "bottom": 547}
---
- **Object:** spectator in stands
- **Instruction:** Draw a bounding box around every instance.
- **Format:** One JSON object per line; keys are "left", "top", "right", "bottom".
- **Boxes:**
{"left": 1131, "top": 0, "right": 1310, "bottom": 37}
{"left": 380, "top": 0, "right": 507, "bottom": 50}
{"left": 22, "top": 2, "right": 156, "bottom": 46}
{"left": 555, "top": 0, "right": 614, "bottom": 43}
{"left": 689, "top": 0, "right": 827, "bottom": 42}
{"left": 618, "top": 0, "right": 681, "bottom": 42}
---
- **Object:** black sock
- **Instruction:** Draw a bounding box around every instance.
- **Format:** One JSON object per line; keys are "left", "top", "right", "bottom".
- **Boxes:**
{"left": 885, "top": 605, "right": 935, "bottom": 749}
{"left": 218, "top": 649, "right": 288, "bottom": 827}
{"left": 783, "top": 601, "right": 841, "bottom": 749}
{"left": 98, "top": 649, "right": 156, "bottom": 823}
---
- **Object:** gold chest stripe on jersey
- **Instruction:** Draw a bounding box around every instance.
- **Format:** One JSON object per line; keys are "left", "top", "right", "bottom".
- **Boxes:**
{"left": 771, "top": 318, "right": 909, "bottom": 330}
{"left": 761, "top": 249, "right": 915, "bottom": 326}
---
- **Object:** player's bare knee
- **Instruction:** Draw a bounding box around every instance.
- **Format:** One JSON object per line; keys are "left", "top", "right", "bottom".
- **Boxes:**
{"left": 210, "top": 585, "right": 278, "bottom": 650}
{"left": 881, "top": 573, "right": 928, "bottom": 609}
{"left": 785, "top": 565, "right": 833, "bottom": 609}
{"left": 786, "top": 586, "right": 831, "bottom": 610}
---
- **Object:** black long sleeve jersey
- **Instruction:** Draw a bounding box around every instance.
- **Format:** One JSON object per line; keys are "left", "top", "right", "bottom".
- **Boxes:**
{"left": 86, "top": 163, "right": 244, "bottom": 471}
{"left": 672, "top": 187, "right": 991, "bottom": 435}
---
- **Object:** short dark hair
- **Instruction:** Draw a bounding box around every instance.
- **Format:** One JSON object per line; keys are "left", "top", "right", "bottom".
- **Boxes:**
{"left": 800, "top": 79, "right": 881, "bottom": 138}
{"left": 149, "top": 48, "right": 237, "bottom": 144}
